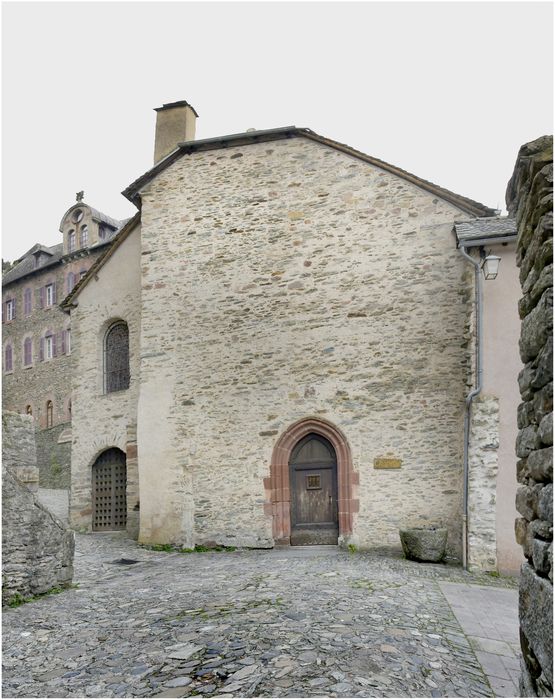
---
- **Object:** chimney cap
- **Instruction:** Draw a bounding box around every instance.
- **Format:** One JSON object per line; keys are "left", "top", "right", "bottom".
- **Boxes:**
{"left": 154, "top": 100, "right": 199, "bottom": 117}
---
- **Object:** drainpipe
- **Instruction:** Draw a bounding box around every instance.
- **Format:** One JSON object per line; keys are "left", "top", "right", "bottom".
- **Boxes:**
{"left": 459, "top": 244, "right": 483, "bottom": 571}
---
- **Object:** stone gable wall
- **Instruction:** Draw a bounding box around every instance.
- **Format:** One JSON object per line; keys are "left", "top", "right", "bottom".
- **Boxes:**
{"left": 508, "top": 135, "right": 553, "bottom": 697}
{"left": 2, "top": 414, "right": 74, "bottom": 605}
{"left": 69, "top": 226, "right": 141, "bottom": 537}
{"left": 136, "top": 136, "right": 473, "bottom": 552}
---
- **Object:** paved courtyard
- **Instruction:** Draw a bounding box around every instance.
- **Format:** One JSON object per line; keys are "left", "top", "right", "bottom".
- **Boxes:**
{"left": 3, "top": 514, "right": 520, "bottom": 699}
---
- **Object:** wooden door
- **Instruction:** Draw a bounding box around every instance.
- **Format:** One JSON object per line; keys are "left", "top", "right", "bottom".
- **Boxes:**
{"left": 289, "top": 434, "right": 338, "bottom": 545}
{"left": 92, "top": 448, "right": 127, "bottom": 531}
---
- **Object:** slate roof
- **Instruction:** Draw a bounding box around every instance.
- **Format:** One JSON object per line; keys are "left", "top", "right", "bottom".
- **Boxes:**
{"left": 3, "top": 222, "right": 123, "bottom": 288}
{"left": 122, "top": 126, "right": 496, "bottom": 218}
{"left": 455, "top": 217, "right": 518, "bottom": 246}
{"left": 3, "top": 243, "right": 64, "bottom": 286}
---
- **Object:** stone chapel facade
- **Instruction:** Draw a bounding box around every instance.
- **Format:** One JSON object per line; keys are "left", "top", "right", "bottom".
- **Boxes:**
{"left": 58, "top": 101, "right": 523, "bottom": 570}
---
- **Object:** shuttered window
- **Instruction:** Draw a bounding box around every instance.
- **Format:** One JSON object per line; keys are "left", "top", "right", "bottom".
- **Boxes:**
{"left": 105, "top": 322, "right": 130, "bottom": 393}
{"left": 24, "top": 288, "right": 32, "bottom": 315}
{"left": 4, "top": 344, "right": 13, "bottom": 372}
{"left": 23, "top": 337, "right": 32, "bottom": 366}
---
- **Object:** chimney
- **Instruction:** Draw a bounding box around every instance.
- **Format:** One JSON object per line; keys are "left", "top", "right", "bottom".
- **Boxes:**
{"left": 153, "top": 100, "right": 198, "bottom": 164}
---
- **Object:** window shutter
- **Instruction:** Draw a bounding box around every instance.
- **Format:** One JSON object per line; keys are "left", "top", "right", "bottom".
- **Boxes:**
{"left": 12, "top": 298, "right": 16, "bottom": 319}
{"left": 52, "top": 282, "right": 57, "bottom": 304}
{"left": 39, "top": 287, "right": 45, "bottom": 309}
{"left": 61, "top": 331, "right": 66, "bottom": 355}
{"left": 39, "top": 337, "right": 44, "bottom": 362}
{"left": 52, "top": 333, "right": 57, "bottom": 357}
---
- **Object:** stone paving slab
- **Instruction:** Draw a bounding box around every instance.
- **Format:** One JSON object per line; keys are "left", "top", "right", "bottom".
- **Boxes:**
{"left": 439, "top": 582, "right": 520, "bottom": 698}
{"left": 3, "top": 533, "right": 518, "bottom": 698}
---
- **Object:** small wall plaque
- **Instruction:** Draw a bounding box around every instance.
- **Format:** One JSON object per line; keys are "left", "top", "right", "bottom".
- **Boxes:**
{"left": 374, "top": 457, "right": 402, "bottom": 470}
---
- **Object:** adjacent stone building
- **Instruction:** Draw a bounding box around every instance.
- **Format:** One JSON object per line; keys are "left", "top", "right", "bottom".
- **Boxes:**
{"left": 508, "top": 135, "right": 553, "bottom": 697}
{"left": 2, "top": 204, "right": 123, "bottom": 486}
{"left": 57, "top": 100, "right": 525, "bottom": 569}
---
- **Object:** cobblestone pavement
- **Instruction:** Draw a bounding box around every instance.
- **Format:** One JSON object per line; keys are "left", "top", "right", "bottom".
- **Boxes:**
{"left": 3, "top": 533, "right": 519, "bottom": 699}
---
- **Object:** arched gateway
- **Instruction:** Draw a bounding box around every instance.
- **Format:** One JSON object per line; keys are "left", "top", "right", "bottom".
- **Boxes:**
{"left": 92, "top": 448, "right": 127, "bottom": 531}
{"left": 266, "top": 418, "right": 358, "bottom": 545}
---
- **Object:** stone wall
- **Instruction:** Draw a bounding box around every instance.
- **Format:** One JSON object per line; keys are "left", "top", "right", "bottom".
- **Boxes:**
{"left": 36, "top": 422, "right": 71, "bottom": 489}
{"left": 467, "top": 395, "right": 499, "bottom": 571}
{"left": 69, "top": 223, "right": 141, "bottom": 537}
{"left": 507, "top": 135, "right": 553, "bottom": 697}
{"left": 2, "top": 416, "right": 74, "bottom": 605}
{"left": 2, "top": 412, "right": 39, "bottom": 491}
{"left": 134, "top": 136, "right": 474, "bottom": 552}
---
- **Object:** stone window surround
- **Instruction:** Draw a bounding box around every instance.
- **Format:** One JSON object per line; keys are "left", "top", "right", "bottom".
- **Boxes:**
{"left": 265, "top": 417, "right": 359, "bottom": 545}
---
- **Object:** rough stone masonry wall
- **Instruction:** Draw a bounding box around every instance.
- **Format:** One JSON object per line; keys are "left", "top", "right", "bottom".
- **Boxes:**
{"left": 2, "top": 414, "right": 74, "bottom": 605}
{"left": 35, "top": 424, "right": 71, "bottom": 489}
{"left": 137, "top": 136, "right": 473, "bottom": 553}
{"left": 507, "top": 135, "right": 553, "bottom": 697}
{"left": 69, "top": 226, "right": 141, "bottom": 538}
{"left": 2, "top": 412, "right": 39, "bottom": 491}
{"left": 467, "top": 396, "right": 500, "bottom": 571}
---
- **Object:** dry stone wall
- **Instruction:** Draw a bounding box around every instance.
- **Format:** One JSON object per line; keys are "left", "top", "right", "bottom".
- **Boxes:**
{"left": 2, "top": 414, "right": 74, "bottom": 605}
{"left": 137, "top": 136, "right": 474, "bottom": 553}
{"left": 507, "top": 135, "right": 553, "bottom": 697}
{"left": 2, "top": 412, "right": 39, "bottom": 491}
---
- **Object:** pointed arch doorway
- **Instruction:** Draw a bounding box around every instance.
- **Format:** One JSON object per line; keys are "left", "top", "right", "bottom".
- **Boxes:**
{"left": 290, "top": 434, "right": 338, "bottom": 545}
{"left": 266, "top": 417, "right": 359, "bottom": 546}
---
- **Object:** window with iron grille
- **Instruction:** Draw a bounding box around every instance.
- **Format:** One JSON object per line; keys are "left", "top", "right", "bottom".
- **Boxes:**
{"left": 105, "top": 322, "right": 130, "bottom": 393}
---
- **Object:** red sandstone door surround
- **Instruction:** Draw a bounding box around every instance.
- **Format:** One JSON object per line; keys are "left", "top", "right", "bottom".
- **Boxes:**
{"left": 264, "top": 417, "right": 359, "bottom": 545}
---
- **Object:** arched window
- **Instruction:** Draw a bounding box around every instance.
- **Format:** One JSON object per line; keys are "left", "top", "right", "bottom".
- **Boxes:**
{"left": 23, "top": 337, "right": 32, "bottom": 366}
{"left": 4, "top": 344, "right": 13, "bottom": 372}
{"left": 26, "top": 405, "right": 33, "bottom": 416}
{"left": 68, "top": 230, "right": 76, "bottom": 253}
{"left": 46, "top": 400, "right": 53, "bottom": 428}
{"left": 80, "top": 225, "right": 89, "bottom": 248}
{"left": 105, "top": 321, "right": 130, "bottom": 393}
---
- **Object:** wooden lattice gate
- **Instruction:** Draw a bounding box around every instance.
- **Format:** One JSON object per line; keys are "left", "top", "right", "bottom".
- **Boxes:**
{"left": 92, "top": 448, "right": 127, "bottom": 531}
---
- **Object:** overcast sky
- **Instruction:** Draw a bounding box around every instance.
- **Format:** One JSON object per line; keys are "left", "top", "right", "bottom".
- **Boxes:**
{"left": 2, "top": 1, "right": 553, "bottom": 261}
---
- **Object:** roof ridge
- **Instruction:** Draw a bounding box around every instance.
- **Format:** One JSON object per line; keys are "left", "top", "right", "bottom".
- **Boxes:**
{"left": 122, "top": 126, "right": 495, "bottom": 217}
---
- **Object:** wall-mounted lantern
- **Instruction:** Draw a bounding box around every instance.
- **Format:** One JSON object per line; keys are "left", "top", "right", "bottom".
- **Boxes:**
{"left": 479, "top": 246, "right": 501, "bottom": 280}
